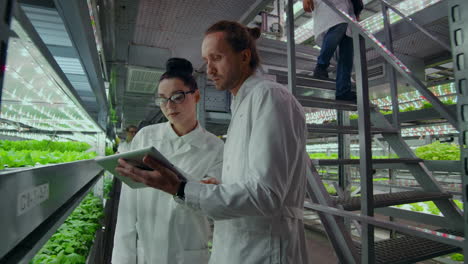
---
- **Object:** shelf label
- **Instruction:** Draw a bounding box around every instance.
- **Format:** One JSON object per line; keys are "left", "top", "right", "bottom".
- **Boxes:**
{"left": 17, "top": 183, "right": 49, "bottom": 216}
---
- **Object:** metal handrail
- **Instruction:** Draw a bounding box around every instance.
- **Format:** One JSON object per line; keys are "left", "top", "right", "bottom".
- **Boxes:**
{"left": 320, "top": 0, "right": 458, "bottom": 128}
{"left": 380, "top": 0, "right": 451, "bottom": 52}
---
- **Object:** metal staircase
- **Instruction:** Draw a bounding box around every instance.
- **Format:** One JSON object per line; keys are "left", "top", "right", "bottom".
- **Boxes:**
{"left": 282, "top": 0, "right": 467, "bottom": 263}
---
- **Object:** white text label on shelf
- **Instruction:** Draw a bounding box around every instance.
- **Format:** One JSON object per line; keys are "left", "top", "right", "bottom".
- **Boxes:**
{"left": 17, "top": 183, "right": 50, "bottom": 216}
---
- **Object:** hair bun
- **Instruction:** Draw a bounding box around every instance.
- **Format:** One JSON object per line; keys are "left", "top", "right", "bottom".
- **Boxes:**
{"left": 247, "top": 27, "right": 261, "bottom": 40}
{"left": 165, "top": 58, "right": 193, "bottom": 76}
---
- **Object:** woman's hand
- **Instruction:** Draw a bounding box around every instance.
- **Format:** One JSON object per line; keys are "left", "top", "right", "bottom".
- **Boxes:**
{"left": 116, "top": 155, "right": 181, "bottom": 195}
{"left": 200, "top": 177, "right": 220, "bottom": 185}
{"left": 303, "top": 0, "right": 314, "bottom": 12}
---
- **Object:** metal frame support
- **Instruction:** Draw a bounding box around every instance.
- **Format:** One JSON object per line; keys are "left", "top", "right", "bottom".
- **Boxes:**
{"left": 370, "top": 111, "right": 464, "bottom": 232}
{"left": 0, "top": 0, "right": 14, "bottom": 109}
{"left": 337, "top": 110, "right": 351, "bottom": 233}
{"left": 305, "top": 202, "right": 464, "bottom": 248}
{"left": 337, "top": 111, "right": 350, "bottom": 191}
{"left": 54, "top": 0, "right": 109, "bottom": 125}
{"left": 354, "top": 32, "right": 375, "bottom": 263}
{"left": 381, "top": 2, "right": 400, "bottom": 130}
{"left": 306, "top": 166, "right": 359, "bottom": 263}
{"left": 285, "top": 0, "right": 296, "bottom": 95}
{"left": 380, "top": 0, "right": 451, "bottom": 52}
{"left": 448, "top": 0, "right": 468, "bottom": 258}
{"left": 196, "top": 73, "right": 207, "bottom": 128}
{"left": 320, "top": 0, "right": 458, "bottom": 128}
{"left": 93, "top": 132, "right": 106, "bottom": 198}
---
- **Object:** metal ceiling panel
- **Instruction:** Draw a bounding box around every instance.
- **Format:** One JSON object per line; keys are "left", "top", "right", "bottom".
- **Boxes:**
{"left": 126, "top": 67, "right": 164, "bottom": 94}
{"left": 133, "top": 0, "right": 260, "bottom": 68}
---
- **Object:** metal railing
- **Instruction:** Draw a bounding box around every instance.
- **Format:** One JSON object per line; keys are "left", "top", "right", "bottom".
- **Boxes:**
{"left": 285, "top": 0, "right": 466, "bottom": 263}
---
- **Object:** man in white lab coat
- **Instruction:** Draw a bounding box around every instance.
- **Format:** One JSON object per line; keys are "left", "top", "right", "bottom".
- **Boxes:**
{"left": 303, "top": 0, "right": 357, "bottom": 102}
{"left": 117, "top": 20, "right": 310, "bottom": 264}
{"left": 117, "top": 125, "right": 137, "bottom": 153}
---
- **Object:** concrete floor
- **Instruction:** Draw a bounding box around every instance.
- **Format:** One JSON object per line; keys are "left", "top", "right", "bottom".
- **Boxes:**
{"left": 305, "top": 229, "right": 339, "bottom": 263}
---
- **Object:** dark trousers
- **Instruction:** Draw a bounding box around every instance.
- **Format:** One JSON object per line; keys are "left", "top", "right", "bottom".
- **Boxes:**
{"left": 316, "top": 23, "right": 354, "bottom": 97}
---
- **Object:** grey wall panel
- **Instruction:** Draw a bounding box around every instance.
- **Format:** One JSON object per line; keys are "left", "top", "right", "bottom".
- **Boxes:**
{"left": 205, "top": 86, "right": 230, "bottom": 112}
{"left": 128, "top": 44, "right": 170, "bottom": 69}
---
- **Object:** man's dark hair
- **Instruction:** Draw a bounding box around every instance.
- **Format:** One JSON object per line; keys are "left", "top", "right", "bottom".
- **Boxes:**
{"left": 126, "top": 125, "right": 137, "bottom": 132}
{"left": 205, "top": 21, "right": 261, "bottom": 70}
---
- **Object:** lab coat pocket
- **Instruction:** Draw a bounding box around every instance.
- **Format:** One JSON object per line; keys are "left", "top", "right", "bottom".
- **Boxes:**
{"left": 181, "top": 248, "right": 209, "bottom": 264}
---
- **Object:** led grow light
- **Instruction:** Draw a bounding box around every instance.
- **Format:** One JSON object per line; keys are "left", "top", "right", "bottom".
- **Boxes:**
{"left": 290, "top": 0, "right": 443, "bottom": 44}
{"left": 361, "top": 0, "right": 443, "bottom": 34}
{"left": 0, "top": 18, "right": 102, "bottom": 144}
{"left": 305, "top": 82, "right": 457, "bottom": 125}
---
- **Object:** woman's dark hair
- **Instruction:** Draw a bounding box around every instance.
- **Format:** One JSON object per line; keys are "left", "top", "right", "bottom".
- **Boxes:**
{"left": 159, "top": 58, "right": 198, "bottom": 91}
{"left": 205, "top": 20, "right": 261, "bottom": 70}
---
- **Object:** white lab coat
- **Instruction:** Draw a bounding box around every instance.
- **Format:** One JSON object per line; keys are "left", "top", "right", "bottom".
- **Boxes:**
{"left": 313, "top": 0, "right": 355, "bottom": 46}
{"left": 117, "top": 140, "right": 132, "bottom": 153}
{"left": 184, "top": 74, "right": 310, "bottom": 264}
{"left": 112, "top": 122, "right": 224, "bottom": 264}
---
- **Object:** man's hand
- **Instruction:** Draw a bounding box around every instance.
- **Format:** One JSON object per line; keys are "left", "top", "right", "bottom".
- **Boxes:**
{"left": 201, "top": 177, "right": 220, "bottom": 185}
{"left": 303, "top": 0, "right": 314, "bottom": 12}
{"left": 116, "top": 155, "right": 181, "bottom": 195}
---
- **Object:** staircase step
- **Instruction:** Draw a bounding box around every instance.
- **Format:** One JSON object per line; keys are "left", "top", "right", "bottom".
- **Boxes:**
{"left": 276, "top": 74, "right": 337, "bottom": 91}
{"left": 355, "top": 229, "right": 462, "bottom": 264}
{"left": 311, "top": 158, "right": 422, "bottom": 166}
{"left": 298, "top": 96, "right": 357, "bottom": 111}
{"left": 332, "top": 191, "right": 452, "bottom": 211}
{"left": 307, "top": 124, "right": 398, "bottom": 135}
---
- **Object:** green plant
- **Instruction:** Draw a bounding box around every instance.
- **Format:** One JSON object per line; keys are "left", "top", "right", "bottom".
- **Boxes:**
{"left": 421, "top": 101, "right": 433, "bottom": 109}
{"left": 0, "top": 149, "right": 97, "bottom": 169}
{"left": 103, "top": 177, "right": 114, "bottom": 199}
{"left": 426, "top": 201, "right": 441, "bottom": 215}
{"left": 380, "top": 110, "right": 393, "bottom": 115}
{"left": 31, "top": 193, "right": 104, "bottom": 264}
{"left": 411, "top": 203, "right": 424, "bottom": 212}
{"left": 0, "top": 140, "right": 91, "bottom": 152}
{"left": 110, "top": 108, "right": 118, "bottom": 124}
{"left": 415, "top": 141, "right": 460, "bottom": 160}
{"left": 323, "top": 182, "right": 337, "bottom": 195}
{"left": 349, "top": 114, "right": 358, "bottom": 120}
{"left": 309, "top": 153, "right": 339, "bottom": 159}
{"left": 105, "top": 147, "right": 115, "bottom": 156}
{"left": 444, "top": 98, "right": 456, "bottom": 105}
{"left": 400, "top": 106, "right": 416, "bottom": 112}
{"left": 372, "top": 178, "right": 389, "bottom": 182}
{"left": 450, "top": 253, "right": 464, "bottom": 261}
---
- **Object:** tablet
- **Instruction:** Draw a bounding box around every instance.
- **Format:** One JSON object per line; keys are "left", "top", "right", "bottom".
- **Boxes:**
{"left": 95, "top": 146, "right": 187, "bottom": 189}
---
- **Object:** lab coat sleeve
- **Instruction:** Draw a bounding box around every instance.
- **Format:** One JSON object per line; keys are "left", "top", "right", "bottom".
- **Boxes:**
{"left": 185, "top": 87, "right": 306, "bottom": 220}
{"left": 204, "top": 142, "right": 224, "bottom": 181}
{"left": 112, "top": 184, "right": 138, "bottom": 264}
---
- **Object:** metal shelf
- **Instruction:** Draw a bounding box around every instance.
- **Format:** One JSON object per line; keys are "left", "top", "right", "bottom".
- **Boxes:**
{"left": 0, "top": 160, "right": 103, "bottom": 262}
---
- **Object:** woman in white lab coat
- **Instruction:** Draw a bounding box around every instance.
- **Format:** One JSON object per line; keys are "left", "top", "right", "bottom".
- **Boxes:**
{"left": 112, "top": 58, "right": 224, "bottom": 264}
